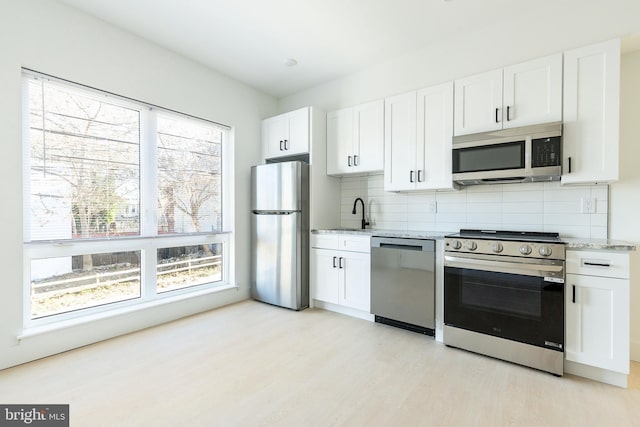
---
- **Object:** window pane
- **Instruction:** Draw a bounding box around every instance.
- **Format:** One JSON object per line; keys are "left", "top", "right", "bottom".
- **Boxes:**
{"left": 30, "top": 251, "right": 141, "bottom": 318}
{"left": 157, "top": 115, "right": 222, "bottom": 234}
{"left": 27, "top": 79, "right": 140, "bottom": 241}
{"left": 157, "top": 244, "right": 222, "bottom": 293}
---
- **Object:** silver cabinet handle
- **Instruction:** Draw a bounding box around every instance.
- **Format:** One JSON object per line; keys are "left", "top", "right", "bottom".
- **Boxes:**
{"left": 506, "top": 105, "right": 512, "bottom": 121}
{"left": 495, "top": 108, "right": 500, "bottom": 123}
{"left": 333, "top": 256, "right": 337, "bottom": 268}
{"left": 417, "top": 170, "right": 423, "bottom": 182}
{"left": 283, "top": 139, "right": 288, "bottom": 150}
{"left": 409, "top": 170, "right": 415, "bottom": 183}
{"left": 348, "top": 156, "right": 352, "bottom": 167}
{"left": 353, "top": 155, "right": 359, "bottom": 166}
{"left": 339, "top": 257, "right": 344, "bottom": 269}
{"left": 279, "top": 140, "right": 284, "bottom": 151}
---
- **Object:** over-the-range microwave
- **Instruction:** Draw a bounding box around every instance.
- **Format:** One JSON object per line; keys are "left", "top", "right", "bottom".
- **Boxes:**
{"left": 452, "top": 122, "right": 562, "bottom": 186}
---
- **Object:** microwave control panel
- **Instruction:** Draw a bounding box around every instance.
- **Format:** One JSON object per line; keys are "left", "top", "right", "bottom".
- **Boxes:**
{"left": 531, "top": 136, "right": 561, "bottom": 168}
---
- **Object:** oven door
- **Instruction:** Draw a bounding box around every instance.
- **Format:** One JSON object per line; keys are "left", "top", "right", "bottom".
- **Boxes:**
{"left": 444, "top": 253, "right": 564, "bottom": 351}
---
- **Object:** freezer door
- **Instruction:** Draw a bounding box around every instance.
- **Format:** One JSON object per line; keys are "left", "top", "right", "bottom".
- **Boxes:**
{"left": 251, "top": 161, "right": 302, "bottom": 212}
{"left": 251, "top": 212, "right": 307, "bottom": 309}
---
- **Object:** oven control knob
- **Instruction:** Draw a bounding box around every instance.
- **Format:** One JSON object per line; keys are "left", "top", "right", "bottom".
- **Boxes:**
{"left": 539, "top": 246, "right": 552, "bottom": 257}
{"left": 492, "top": 242, "right": 503, "bottom": 253}
{"left": 450, "top": 240, "right": 462, "bottom": 250}
{"left": 519, "top": 244, "right": 532, "bottom": 255}
{"left": 465, "top": 241, "right": 477, "bottom": 251}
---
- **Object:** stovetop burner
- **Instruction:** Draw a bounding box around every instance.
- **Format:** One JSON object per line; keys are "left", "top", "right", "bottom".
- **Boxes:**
{"left": 451, "top": 229, "right": 561, "bottom": 243}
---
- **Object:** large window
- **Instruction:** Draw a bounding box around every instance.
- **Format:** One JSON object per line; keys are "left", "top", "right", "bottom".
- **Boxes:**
{"left": 23, "top": 71, "right": 232, "bottom": 324}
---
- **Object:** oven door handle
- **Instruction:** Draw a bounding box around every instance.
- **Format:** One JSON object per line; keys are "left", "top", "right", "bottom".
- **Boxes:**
{"left": 444, "top": 255, "right": 564, "bottom": 278}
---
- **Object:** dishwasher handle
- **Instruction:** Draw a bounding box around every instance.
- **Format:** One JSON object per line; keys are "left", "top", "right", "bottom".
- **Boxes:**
{"left": 379, "top": 243, "right": 422, "bottom": 251}
{"left": 371, "top": 237, "right": 435, "bottom": 252}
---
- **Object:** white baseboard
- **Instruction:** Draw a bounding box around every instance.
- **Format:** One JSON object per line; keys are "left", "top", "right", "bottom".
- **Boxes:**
{"left": 631, "top": 338, "right": 640, "bottom": 362}
{"left": 312, "top": 300, "right": 374, "bottom": 322}
{"left": 564, "top": 360, "right": 628, "bottom": 388}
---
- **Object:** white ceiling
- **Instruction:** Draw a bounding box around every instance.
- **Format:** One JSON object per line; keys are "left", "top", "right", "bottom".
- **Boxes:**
{"left": 56, "top": 0, "right": 640, "bottom": 99}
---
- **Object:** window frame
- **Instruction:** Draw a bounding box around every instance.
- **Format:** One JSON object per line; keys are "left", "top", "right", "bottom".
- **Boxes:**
{"left": 21, "top": 70, "right": 235, "bottom": 329}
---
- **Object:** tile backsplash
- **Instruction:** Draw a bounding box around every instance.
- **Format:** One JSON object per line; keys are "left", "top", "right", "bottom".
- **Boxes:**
{"left": 341, "top": 174, "right": 608, "bottom": 239}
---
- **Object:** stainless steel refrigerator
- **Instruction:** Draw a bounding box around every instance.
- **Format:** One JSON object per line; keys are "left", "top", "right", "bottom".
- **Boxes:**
{"left": 251, "top": 161, "right": 309, "bottom": 310}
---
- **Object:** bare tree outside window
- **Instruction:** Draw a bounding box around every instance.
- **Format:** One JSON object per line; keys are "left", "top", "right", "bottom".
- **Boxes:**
{"left": 28, "top": 79, "right": 141, "bottom": 244}
{"left": 157, "top": 115, "right": 222, "bottom": 234}
{"left": 25, "top": 77, "right": 226, "bottom": 319}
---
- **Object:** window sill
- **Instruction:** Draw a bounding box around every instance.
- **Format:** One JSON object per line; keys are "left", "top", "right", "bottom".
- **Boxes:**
{"left": 18, "top": 283, "right": 238, "bottom": 340}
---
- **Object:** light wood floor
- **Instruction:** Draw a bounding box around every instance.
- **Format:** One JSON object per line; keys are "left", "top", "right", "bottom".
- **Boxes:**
{"left": 0, "top": 300, "right": 638, "bottom": 426}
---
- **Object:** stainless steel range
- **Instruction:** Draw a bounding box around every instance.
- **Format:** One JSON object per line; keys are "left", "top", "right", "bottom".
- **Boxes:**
{"left": 443, "top": 229, "right": 565, "bottom": 375}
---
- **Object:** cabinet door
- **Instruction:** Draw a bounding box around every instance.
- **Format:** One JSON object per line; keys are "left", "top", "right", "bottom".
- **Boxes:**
{"left": 263, "top": 115, "right": 287, "bottom": 159}
{"left": 340, "top": 251, "right": 371, "bottom": 312}
{"left": 502, "top": 53, "right": 562, "bottom": 128}
{"left": 311, "top": 248, "right": 340, "bottom": 305}
{"left": 384, "top": 92, "right": 417, "bottom": 191}
{"left": 327, "top": 107, "right": 353, "bottom": 175}
{"left": 416, "top": 81, "right": 455, "bottom": 190}
{"left": 562, "top": 39, "right": 620, "bottom": 184}
{"left": 565, "top": 273, "right": 629, "bottom": 374}
{"left": 353, "top": 99, "right": 384, "bottom": 173}
{"left": 285, "top": 107, "right": 310, "bottom": 156}
{"left": 453, "top": 69, "right": 503, "bottom": 135}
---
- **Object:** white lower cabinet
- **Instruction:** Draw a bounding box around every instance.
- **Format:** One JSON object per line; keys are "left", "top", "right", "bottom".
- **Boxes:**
{"left": 564, "top": 249, "right": 630, "bottom": 387}
{"left": 311, "top": 234, "right": 370, "bottom": 313}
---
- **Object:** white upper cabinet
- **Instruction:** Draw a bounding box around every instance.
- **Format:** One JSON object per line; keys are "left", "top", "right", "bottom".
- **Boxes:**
{"left": 327, "top": 107, "right": 353, "bottom": 175}
{"left": 326, "top": 100, "right": 384, "bottom": 175}
{"left": 385, "top": 82, "right": 455, "bottom": 192}
{"left": 353, "top": 100, "right": 384, "bottom": 173}
{"left": 502, "top": 54, "right": 563, "bottom": 128}
{"left": 561, "top": 39, "right": 620, "bottom": 185}
{"left": 384, "top": 91, "right": 417, "bottom": 191}
{"left": 263, "top": 107, "right": 310, "bottom": 160}
{"left": 454, "top": 69, "right": 503, "bottom": 135}
{"left": 454, "top": 54, "right": 562, "bottom": 136}
{"left": 416, "top": 82, "right": 455, "bottom": 190}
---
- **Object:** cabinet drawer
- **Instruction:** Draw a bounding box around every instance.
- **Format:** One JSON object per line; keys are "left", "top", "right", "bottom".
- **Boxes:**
{"left": 339, "top": 235, "right": 371, "bottom": 253}
{"left": 311, "top": 233, "right": 370, "bottom": 252}
{"left": 566, "top": 250, "right": 630, "bottom": 279}
{"left": 311, "top": 234, "right": 339, "bottom": 250}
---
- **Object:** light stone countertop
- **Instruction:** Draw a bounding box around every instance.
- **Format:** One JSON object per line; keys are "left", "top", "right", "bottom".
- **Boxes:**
{"left": 311, "top": 228, "right": 451, "bottom": 240}
{"left": 562, "top": 237, "right": 636, "bottom": 251}
{"left": 312, "top": 229, "right": 636, "bottom": 251}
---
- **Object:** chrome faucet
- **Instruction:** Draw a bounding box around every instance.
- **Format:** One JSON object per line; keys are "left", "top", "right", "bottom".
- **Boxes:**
{"left": 352, "top": 197, "right": 370, "bottom": 230}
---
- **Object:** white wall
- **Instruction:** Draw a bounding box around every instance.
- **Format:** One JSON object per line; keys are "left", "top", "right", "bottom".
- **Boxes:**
{"left": 611, "top": 50, "right": 640, "bottom": 361}
{"left": 280, "top": 3, "right": 640, "bottom": 361}
{"left": 0, "top": 0, "right": 277, "bottom": 369}
{"left": 280, "top": 2, "right": 640, "bottom": 113}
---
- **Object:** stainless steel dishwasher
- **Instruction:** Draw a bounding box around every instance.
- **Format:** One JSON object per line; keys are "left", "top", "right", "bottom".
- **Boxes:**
{"left": 370, "top": 237, "right": 435, "bottom": 335}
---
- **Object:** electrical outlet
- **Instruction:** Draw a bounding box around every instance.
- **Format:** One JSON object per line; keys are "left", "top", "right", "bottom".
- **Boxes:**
{"left": 428, "top": 201, "right": 437, "bottom": 214}
{"left": 581, "top": 197, "right": 596, "bottom": 214}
